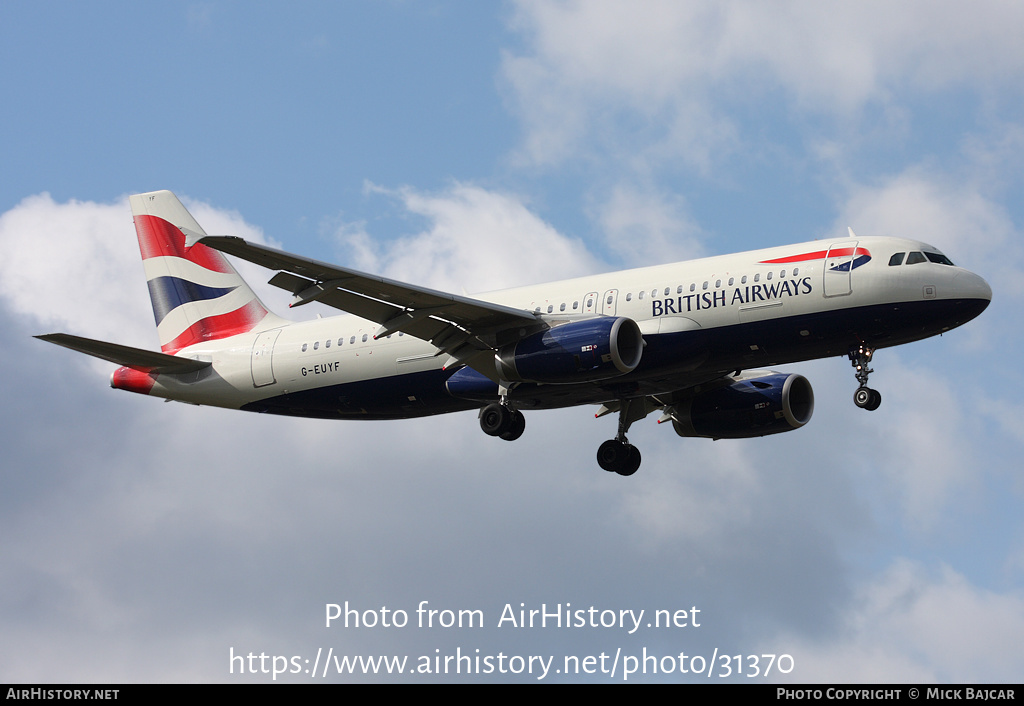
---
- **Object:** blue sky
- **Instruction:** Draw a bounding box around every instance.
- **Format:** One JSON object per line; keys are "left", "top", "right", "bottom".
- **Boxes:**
{"left": 2, "top": 1, "right": 1023, "bottom": 683}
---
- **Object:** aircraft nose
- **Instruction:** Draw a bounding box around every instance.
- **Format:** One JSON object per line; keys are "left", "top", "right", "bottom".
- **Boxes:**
{"left": 953, "top": 269, "right": 993, "bottom": 303}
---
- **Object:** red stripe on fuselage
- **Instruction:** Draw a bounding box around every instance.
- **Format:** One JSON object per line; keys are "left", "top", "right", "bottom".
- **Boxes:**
{"left": 133, "top": 214, "right": 235, "bottom": 273}
{"left": 161, "top": 299, "right": 268, "bottom": 353}
{"left": 760, "top": 247, "right": 870, "bottom": 264}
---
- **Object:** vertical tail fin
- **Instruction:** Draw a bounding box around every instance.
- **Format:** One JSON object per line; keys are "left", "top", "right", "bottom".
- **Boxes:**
{"left": 129, "top": 190, "right": 281, "bottom": 353}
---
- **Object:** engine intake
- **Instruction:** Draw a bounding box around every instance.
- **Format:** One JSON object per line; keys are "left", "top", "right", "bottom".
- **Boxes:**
{"left": 666, "top": 372, "right": 814, "bottom": 439}
{"left": 497, "top": 316, "right": 643, "bottom": 384}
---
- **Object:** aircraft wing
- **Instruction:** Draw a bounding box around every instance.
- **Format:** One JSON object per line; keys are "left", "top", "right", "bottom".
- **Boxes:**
{"left": 199, "top": 236, "right": 545, "bottom": 379}
{"left": 35, "top": 333, "right": 212, "bottom": 374}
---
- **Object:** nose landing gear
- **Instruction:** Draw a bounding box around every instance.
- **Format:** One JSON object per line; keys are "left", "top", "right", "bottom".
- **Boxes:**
{"left": 849, "top": 344, "right": 882, "bottom": 411}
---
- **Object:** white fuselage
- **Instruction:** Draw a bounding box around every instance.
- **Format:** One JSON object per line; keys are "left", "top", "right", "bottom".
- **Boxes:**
{"left": 138, "top": 235, "right": 991, "bottom": 419}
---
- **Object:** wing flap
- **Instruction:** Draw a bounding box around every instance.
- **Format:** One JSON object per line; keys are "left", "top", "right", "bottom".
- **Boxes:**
{"left": 36, "top": 333, "right": 212, "bottom": 374}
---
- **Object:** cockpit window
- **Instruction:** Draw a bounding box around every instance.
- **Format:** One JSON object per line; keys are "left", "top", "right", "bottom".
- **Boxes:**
{"left": 925, "top": 251, "right": 955, "bottom": 266}
{"left": 889, "top": 252, "right": 905, "bottom": 266}
{"left": 906, "top": 251, "right": 927, "bottom": 265}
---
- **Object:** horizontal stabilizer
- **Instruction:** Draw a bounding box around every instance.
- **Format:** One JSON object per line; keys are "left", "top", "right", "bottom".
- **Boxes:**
{"left": 35, "top": 333, "right": 212, "bottom": 374}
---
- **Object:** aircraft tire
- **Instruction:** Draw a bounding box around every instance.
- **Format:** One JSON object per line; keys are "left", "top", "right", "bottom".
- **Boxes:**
{"left": 597, "top": 439, "right": 626, "bottom": 472}
{"left": 617, "top": 445, "right": 641, "bottom": 476}
{"left": 865, "top": 389, "right": 882, "bottom": 411}
{"left": 854, "top": 387, "right": 883, "bottom": 410}
{"left": 480, "top": 403, "right": 512, "bottom": 436}
{"left": 598, "top": 440, "right": 641, "bottom": 475}
{"left": 854, "top": 387, "right": 873, "bottom": 409}
{"left": 499, "top": 410, "right": 526, "bottom": 441}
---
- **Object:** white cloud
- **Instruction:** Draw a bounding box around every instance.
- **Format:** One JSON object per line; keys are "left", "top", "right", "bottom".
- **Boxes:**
{"left": 337, "top": 182, "right": 603, "bottom": 293}
{"left": 0, "top": 194, "right": 152, "bottom": 347}
{"left": 589, "top": 184, "right": 706, "bottom": 267}
{"left": 865, "top": 356, "right": 978, "bottom": 532}
{"left": 773, "top": 559, "right": 1024, "bottom": 682}
{"left": 618, "top": 438, "right": 761, "bottom": 543}
{"left": 503, "top": 0, "right": 1024, "bottom": 168}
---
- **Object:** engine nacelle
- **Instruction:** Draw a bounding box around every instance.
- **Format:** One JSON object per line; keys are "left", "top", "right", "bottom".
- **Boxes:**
{"left": 496, "top": 316, "right": 643, "bottom": 384}
{"left": 666, "top": 372, "right": 814, "bottom": 439}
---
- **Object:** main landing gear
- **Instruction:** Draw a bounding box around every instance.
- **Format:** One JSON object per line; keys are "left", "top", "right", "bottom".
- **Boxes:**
{"left": 597, "top": 439, "right": 641, "bottom": 476}
{"left": 849, "top": 344, "right": 882, "bottom": 411}
{"left": 596, "top": 398, "right": 647, "bottom": 476}
{"left": 479, "top": 402, "right": 526, "bottom": 441}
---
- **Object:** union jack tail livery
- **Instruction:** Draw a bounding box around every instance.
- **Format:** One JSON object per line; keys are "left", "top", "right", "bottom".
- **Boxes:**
{"left": 129, "top": 190, "right": 279, "bottom": 353}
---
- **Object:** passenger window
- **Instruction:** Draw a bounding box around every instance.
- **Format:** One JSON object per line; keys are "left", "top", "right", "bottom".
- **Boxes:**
{"left": 702, "top": 281, "right": 708, "bottom": 290}
{"left": 350, "top": 336, "right": 355, "bottom": 344}
{"left": 587, "top": 299, "right": 593, "bottom": 308}
{"left": 664, "top": 287, "right": 670, "bottom": 296}
{"left": 754, "top": 273, "right": 760, "bottom": 282}
{"left": 325, "top": 339, "right": 331, "bottom": 348}
{"left": 573, "top": 301, "right": 579, "bottom": 310}
{"left": 767, "top": 272, "right": 773, "bottom": 280}
{"left": 559, "top": 303, "right": 566, "bottom": 312}
{"left": 313, "top": 341, "right": 319, "bottom": 350}
{"left": 728, "top": 277, "right": 734, "bottom": 286}
{"left": 906, "top": 251, "right": 926, "bottom": 265}
{"left": 689, "top": 283, "right": 696, "bottom": 292}
{"left": 780, "top": 269, "right": 786, "bottom": 278}
{"left": 301, "top": 343, "right": 308, "bottom": 352}
{"left": 606, "top": 296, "right": 613, "bottom": 305}
{"left": 741, "top": 275, "right": 747, "bottom": 284}
{"left": 677, "top": 285, "right": 683, "bottom": 294}
{"left": 337, "top": 338, "right": 344, "bottom": 346}
{"left": 651, "top": 289, "right": 657, "bottom": 298}
{"left": 889, "top": 252, "right": 905, "bottom": 266}
{"left": 626, "top": 293, "right": 632, "bottom": 302}
{"left": 362, "top": 334, "right": 368, "bottom": 342}
{"left": 715, "top": 279, "right": 721, "bottom": 288}
{"left": 547, "top": 304, "right": 553, "bottom": 313}
{"left": 793, "top": 268, "right": 799, "bottom": 276}
{"left": 638, "top": 291, "right": 644, "bottom": 300}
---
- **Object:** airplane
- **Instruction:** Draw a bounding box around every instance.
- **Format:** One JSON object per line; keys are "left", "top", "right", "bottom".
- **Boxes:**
{"left": 37, "top": 190, "right": 992, "bottom": 476}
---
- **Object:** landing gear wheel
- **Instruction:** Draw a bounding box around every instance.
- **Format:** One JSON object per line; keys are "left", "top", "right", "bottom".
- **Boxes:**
{"left": 866, "top": 389, "right": 881, "bottom": 411}
{"left": 480, "top": 403, "right": 511, "bottom": 436}
{"left": 596, "top": 440, "right": 641, "bottom": 476}
{"left": 619, "top": 445, "right": 641, "bottom": 477}
{"left": 849, "top": 345, "right": 882, "bottom": 411}
{"left": 853, "top": 386, "right": 882, "bottom": 411}
{"left": 853, "top": 386, "right": 871, "bottom": 408}
{"left": 499, "top": 410, "right": 526, "bottom": 441}
{"left": 597, "top": 440, "right": 625, "bottom": 472}
{"left": 480, "top": 403, "right": 525, "bottom": 439}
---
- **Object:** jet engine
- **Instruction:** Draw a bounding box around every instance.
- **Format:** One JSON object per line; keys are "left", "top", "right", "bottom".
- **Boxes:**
{"left": 496, "top": 316, "right": 644, "bottom": 384}
{"left": 664, "top": 372, "right": 814, "bottom": 439}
